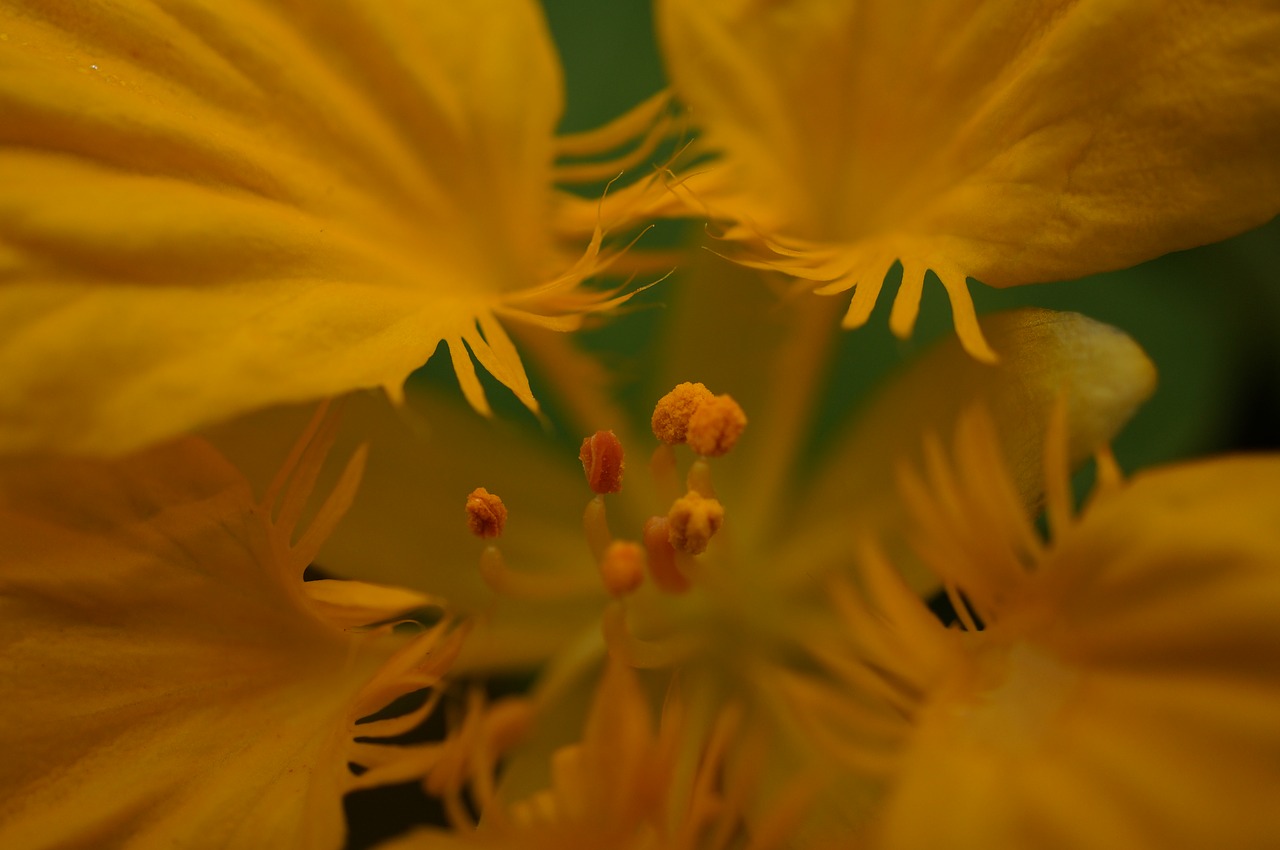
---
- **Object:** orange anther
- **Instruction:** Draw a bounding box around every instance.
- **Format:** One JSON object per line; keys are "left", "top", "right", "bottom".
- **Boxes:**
{"left": 666, "top": 490, "right": 725, "bottom": 555}
{"left": 651, "top": 382, "right": 714, "bottom": 445}
{"left": 465, "top": 487, "right": 507, "bottom": 538}
{"left": 580, "top": 430, "right": 625, "bottom": 494}
{"left": 599, "top": 540, "right": 646, "bottom": 597}
{"left": 686, "top": 394, "right": 747, "bottom": 457}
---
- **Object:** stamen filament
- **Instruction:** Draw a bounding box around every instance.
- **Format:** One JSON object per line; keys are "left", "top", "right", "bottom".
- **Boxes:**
{"left": 583, "top": 495, "right": 613, "bottom": 563}
{"left": 644, "top": 515, "right": 691, "bottom": 593}
{"left": 442, "top": 786, "right": 474, "bottom": 832}
{"left": 944, "top": 582, "right": 981, "bottom": 632}
{"left": 649, "top": 443, "right": 681, "bottom": 503}
{"left": 478, "top": 546, "right": 598, "bottom": 600}
{"left": 602, "top": 601, "right": 701, "bottom": 668}
{"left": 1091, "top": 444, "right": 1126, "bottom": 502}
{"left": 686, "top": 457, "right": 716, "bottom": 498}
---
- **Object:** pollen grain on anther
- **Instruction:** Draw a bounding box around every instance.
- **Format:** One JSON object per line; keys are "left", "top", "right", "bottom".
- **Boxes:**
{"left": 667, "top": 490, "right": 725, "bottom": 555}
{"left": 465, "top": 487, "right": 507, "bottom": 539}
{"left": 687, "top": 394, "right": 747, "bottom": 457}
{"left": 652, "top": 381, "right": 714, "bottom": 444}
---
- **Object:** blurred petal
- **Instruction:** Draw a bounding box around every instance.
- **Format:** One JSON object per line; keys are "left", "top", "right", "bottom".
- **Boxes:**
{"left": 658, "top": 0, "right": 1280, "bottom": 354}
{"left": 303, "top": 579, "right": 444, "bottom": 630}
{"left": 0, "top": 425, "right": 458, "bottom": 849}
{"left": 877, "top": 455, "right": 1280, "bottom": 849}
{"left": 0, "top": 0, "right": 648, "bottom": 454}
{"left": 786, "top": 308, "right": 1155, "bottom": 591}
{"left": 385, "top": 662, "right": 793, "bottom": 850}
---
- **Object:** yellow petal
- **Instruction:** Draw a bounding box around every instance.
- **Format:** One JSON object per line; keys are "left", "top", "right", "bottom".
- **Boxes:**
{"left": 0, "top": 0, "right": 635, "bottom": 454}
{"left": 0, "top": 427, "right": 455, "bottom": 849}
{"left": 658, "top": 0, "right": 1280, "bottom": 353}
{"left": 875, "top": 456, "right": 1280, "bottom": 849}
{"left": 1038, "top": 456, "right": 1280, "bottom": 672}
{"left": 785, "top": 308, "right": 1155, "bottom": 592}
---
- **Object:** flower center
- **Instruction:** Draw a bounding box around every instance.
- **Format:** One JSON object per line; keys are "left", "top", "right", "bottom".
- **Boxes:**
{"left": 465, "top": 381, "right": 790, "bottom": 675}
{"left": 592, "top": 383, "right": 765, "bottom": 671}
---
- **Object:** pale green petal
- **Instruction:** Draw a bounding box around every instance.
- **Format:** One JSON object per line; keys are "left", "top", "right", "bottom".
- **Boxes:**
{"left": 784, "top": 308, "right": 1155, "bottom": 592}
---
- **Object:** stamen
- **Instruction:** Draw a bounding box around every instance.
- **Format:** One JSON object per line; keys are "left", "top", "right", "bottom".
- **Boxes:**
{"left": 686, "top": 393, "right": 747, "bottom": 457}
{"left": 1090, "top": 444, "right": 1125, "bottom": 504}
{"left": 651, "top": 381, "right": 713, "bottom": 444}
{"left": 477, "top": 545, "right": 598, "bottom": 600}
{"left": 583, "top": 495, "right": 613, "bottom": 564}
{"left": 944, "top": 581, "right": 981, "bottom": 633}
{"left": 686, "top": 457, "right": 717, "bottom": 499}
{"left": 643, "top": 516, "right": 691, "bottom": 593}
{"left": 649, "top": 443, "right": 681, "bottom": 503}
{"left": 466, "top": 487, "right": 597, "bottom": 600}
{"left": 465, "top": 487, "right": 507, "bottom": 539}
{"left": 667, "top": 490, "right": 725, "bottom": 555}
{"left": 580, "top": 429, "right": 625, "bottom": 494}
{"left": 602, "top": 601, "right": 702, "bottom": 668}
{"left": 580, "top": 431, "right": 624, "bottom": 564}
{"left": 598, "top": 540, "right": 646, "bottom": 597}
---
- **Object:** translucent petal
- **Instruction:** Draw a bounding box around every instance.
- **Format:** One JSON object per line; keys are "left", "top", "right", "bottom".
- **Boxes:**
{"left": 785, "top": 308, "right": 1155, "bottom": 592}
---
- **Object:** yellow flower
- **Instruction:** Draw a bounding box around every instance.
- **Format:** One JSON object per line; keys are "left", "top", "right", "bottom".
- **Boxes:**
{"left": 6, "top": 3, "right": 1276, "bottom": 847}
{"left": 0, "top": 405, "right": 466, "bottom": 850}
{"left": 0, "top": 0, "right": 666, "bottom": 455}
{"left": 655, "top": 0, "right": 1280, "bottom": 359}
{"left": 793, "top": 407, "right": 1280, "bottom": 847}
{"left": 238, "top": 276, "right": 1156, "bottom": 841}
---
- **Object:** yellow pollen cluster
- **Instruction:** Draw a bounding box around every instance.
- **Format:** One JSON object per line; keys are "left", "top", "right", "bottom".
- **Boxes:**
{"left": 465, "top": 487, "right": 507, "bottom": 539}
{"left": 651, "top": 382, "right": 747, "bottom": 457}
{"left": 651, "top": 381, "right": 713, "bottom": 444}
{"left": 580, "top": 429, "right": 625, "bottom": 494}
{"left": 667, "top": 490, "right": 725, "bottom": 555}
{"left": 687, "top": 394, "right": 747, "bottom": 457}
